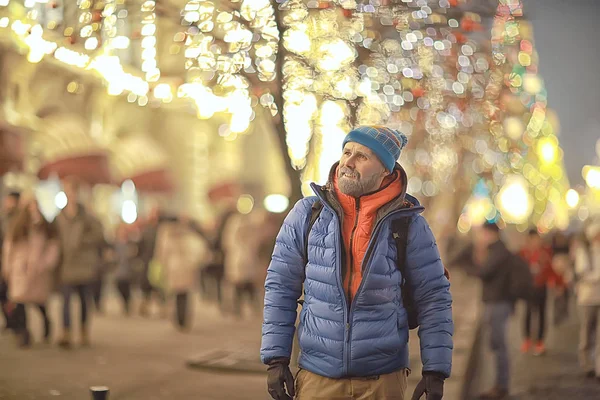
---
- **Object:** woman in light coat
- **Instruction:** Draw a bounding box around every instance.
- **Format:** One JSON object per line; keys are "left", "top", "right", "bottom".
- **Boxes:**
{"left": 223, "top": 211, "right": 264, "bottom": 317}
{"left": 156, "top": 221, "right": 209, "bottom": 330}
{"left": 2, "top": 198, "right": 60, "bottom": 347}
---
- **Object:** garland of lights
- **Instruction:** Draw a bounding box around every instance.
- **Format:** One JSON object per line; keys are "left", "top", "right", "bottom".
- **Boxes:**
{"left": 101, "top": 0, "right": 129, "bottom": 54}
{"left": 0, "top": 0, "right": 271, "bottom": 128}
{"left": 140, "top": 0, "right": 160, "bottom": 82}
{"left": 177, "top": 0, "right": 279, "bottom": 136}
{"left": 79, "top": 0, "right": 102, "bottom": 51}
{"left": 278, "top": 0, "right": 494, "bottom": 199}
{"left": 465, "top": 0, "right": 570, "bottom": 232}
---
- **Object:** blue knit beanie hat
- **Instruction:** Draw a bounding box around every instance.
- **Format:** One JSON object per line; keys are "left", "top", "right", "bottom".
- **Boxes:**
{"left": 342, "top": 126, "right": 408, "bottom": 171}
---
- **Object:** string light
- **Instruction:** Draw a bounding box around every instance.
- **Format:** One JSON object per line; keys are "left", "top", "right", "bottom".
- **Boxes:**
{"left": 179, "top": 0, "right": 278, "bottom": 135}
{"left": 3, "top": 0, "right": 274, "bottom": 131}
{"left": 101, "top": 0, "right": 129, "bottom": 51}
{"left": 140, "top": 0, "right": 160, "bottom": 82}
{"left": 54, "top": 46, "right": 90, "bottom": 68}
{"left": 480, "top": 0, "right": 570, "bottom": 231}
{"left": 79, "top": 0, "right": 102, "bottom": 51}
{"left": 88, "top": 55, "right": 149, "bottom": 97}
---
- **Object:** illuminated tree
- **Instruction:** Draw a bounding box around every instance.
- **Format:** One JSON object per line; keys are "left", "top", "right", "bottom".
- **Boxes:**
{"left": 275, "top": 2, "right": 362, "bottom": 194}
{"left": 275, "top": 0, "right": 495, "bottom": 216}
{"left": 471, "top": 0, "right": 571, "bottom": 233}
{"left": 276, "top": 0, "right": 494, "bottom": 237}
{"left": 178, "top": 0, "right": 278, "bottom": 132}
{"left": 353, "top": 2, "right": 493, "bottom": 228}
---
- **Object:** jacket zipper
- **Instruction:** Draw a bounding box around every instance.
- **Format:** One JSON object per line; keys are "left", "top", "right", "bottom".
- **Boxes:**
{"left": 311, "top": 188, "right": 350, "bottom": 376}
{"left": 345, "top": 208, "right": 423, "bottom": 375}
{"left": 344, "top": 199, "right": 360, "bottom": 376}
{"left": 346, "top": 199, "right": 361, "bottom": 304}
{"left": 337, "top": 218, "right": 349, "bottom": 376}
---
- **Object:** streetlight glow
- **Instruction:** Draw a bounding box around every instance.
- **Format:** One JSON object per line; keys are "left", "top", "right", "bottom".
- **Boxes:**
{"left": 566, "top": 189, "right": 580, "bottom": 209}
{"left": 583, "top": 165, "right": 600, "bottom": 189}
{"left": 121, "top": 200, "right": 138, "bottom": 224}
{"left": 264, "top": 194, "right": 289, "bottom": 213}
{"left": 496, "top": 176, "right": 533, "bottom": 224}
{"left": 537, "top": 137, "right": 558, "bottom": 165}
{"left": 54, "top": 191, "right": 68, "bottom": 210}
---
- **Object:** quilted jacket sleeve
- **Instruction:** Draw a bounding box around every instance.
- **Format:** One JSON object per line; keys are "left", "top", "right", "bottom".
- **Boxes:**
{"left": 260, "top": 198, "right": 313, "bottom": 364}
{"left": 405, "top": 214, "right": 454, "bottom": 378}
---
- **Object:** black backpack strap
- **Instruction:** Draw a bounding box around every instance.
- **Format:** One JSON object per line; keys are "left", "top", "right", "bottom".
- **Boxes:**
{"left": 299, "top": 200, "right": 323, "bottom": 307}
{"left": 391, "top": 217, "right": 411, "bottom": 280}
{"left": 391, "top": 217, "right": 413, "bottom": 318}
{"left": 304, "top": 200, "right": 323, "bottom": 265}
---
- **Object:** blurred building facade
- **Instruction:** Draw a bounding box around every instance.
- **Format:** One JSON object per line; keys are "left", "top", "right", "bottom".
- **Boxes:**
{"left": 0, "top": 0, "right": 289, "bottom": 226}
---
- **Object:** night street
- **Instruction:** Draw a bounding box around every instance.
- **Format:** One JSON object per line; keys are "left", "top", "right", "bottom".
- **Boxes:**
{"left": 1, "top": 0, "right": 600, "bottom": 399}
{"left": 468, "top": 301, "right": 600, "bottom": 399}
{"left": 0, "top": 291, "right": 267, "bottom": 400}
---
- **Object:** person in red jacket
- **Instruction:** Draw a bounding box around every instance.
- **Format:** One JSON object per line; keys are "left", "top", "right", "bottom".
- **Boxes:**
{"left": 520, "top": 229, "right": 564, "bottom": 356}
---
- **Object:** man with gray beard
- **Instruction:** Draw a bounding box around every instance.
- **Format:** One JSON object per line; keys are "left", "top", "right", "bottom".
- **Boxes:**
{"left": 261, "top": 126, "right": 453, "bottom": 400}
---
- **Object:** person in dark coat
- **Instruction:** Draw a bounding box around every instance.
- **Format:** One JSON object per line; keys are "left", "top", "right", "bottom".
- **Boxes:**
{"left": 198, "top": 208, "right": 235, "bottom": 310}
{"left": 55, "top": 179, "right": 105, "bottom": 348}
{"left": 452, "top": 222, "right": 513, "bottom": 399}
{"left": 114, "top": 224, "right": 138, "bottom": 316}
{"left": 138, "top": 208, "right": 163, "bottom": 316}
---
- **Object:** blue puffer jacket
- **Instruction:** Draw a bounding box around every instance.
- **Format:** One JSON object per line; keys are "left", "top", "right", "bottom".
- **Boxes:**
{"left": 260, "top": 183, "right": 453, "bottom": 378}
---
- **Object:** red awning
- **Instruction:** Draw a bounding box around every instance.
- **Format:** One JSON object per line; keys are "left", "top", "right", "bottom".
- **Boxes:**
{"left": 37, "top": 153, "right": 113, "bottom": 185}
{"left": 207, "top": 182, "right": 242, "bottom": 203}
{"left": 121, "top": 169, "right": 175, "bottom": 193}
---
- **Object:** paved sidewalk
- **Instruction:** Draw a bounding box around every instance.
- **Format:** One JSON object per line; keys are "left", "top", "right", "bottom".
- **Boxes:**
{"left": 0, "top": 268, "right": 479, "bottom": 400}
{"left": 467, "top": 299, "right": 600, "bottom": 399}
{"left": 0, "top": 292, "right": 268, "bottom": 400}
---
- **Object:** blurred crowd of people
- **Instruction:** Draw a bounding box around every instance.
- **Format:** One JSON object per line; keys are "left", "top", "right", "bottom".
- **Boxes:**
{"left": 3, "top": 175, "right": 600, "bottom": 399}
{"left": 447, "top": 220, "right": 600, "bottom": 399}
{"left": 0, "top": 180, "right": 281, "bottom": 349}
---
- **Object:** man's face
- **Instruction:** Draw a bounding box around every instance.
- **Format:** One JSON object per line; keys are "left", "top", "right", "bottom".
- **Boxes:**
{"left": 337, "top": 142, "right": 388, "bottom": 197}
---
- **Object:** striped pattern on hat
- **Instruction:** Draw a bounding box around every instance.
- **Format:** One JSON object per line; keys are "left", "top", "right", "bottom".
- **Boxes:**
{"left": 342, "top": 126, "right": 408, "bottom": 171}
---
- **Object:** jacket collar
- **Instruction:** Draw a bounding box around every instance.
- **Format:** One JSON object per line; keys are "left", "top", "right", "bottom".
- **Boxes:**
{"left": 313, "top": 162, "right": 420, "bottom": 225}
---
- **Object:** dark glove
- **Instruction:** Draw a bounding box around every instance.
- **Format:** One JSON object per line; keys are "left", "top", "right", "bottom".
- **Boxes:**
{"left": 411, "top": 372, "right": 445, "bottom": 400}
{"left": 267, "top": 357, "right": 295, "bottom": 400}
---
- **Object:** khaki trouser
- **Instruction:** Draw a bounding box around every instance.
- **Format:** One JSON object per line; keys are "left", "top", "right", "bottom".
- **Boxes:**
{"left": 295, "top": 369, "right": 409, "bottom": 400}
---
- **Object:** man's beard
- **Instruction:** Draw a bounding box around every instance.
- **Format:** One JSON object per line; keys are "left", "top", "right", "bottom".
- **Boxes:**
{"left": 337, "top": 167, "right": 380, "bottom": 197}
